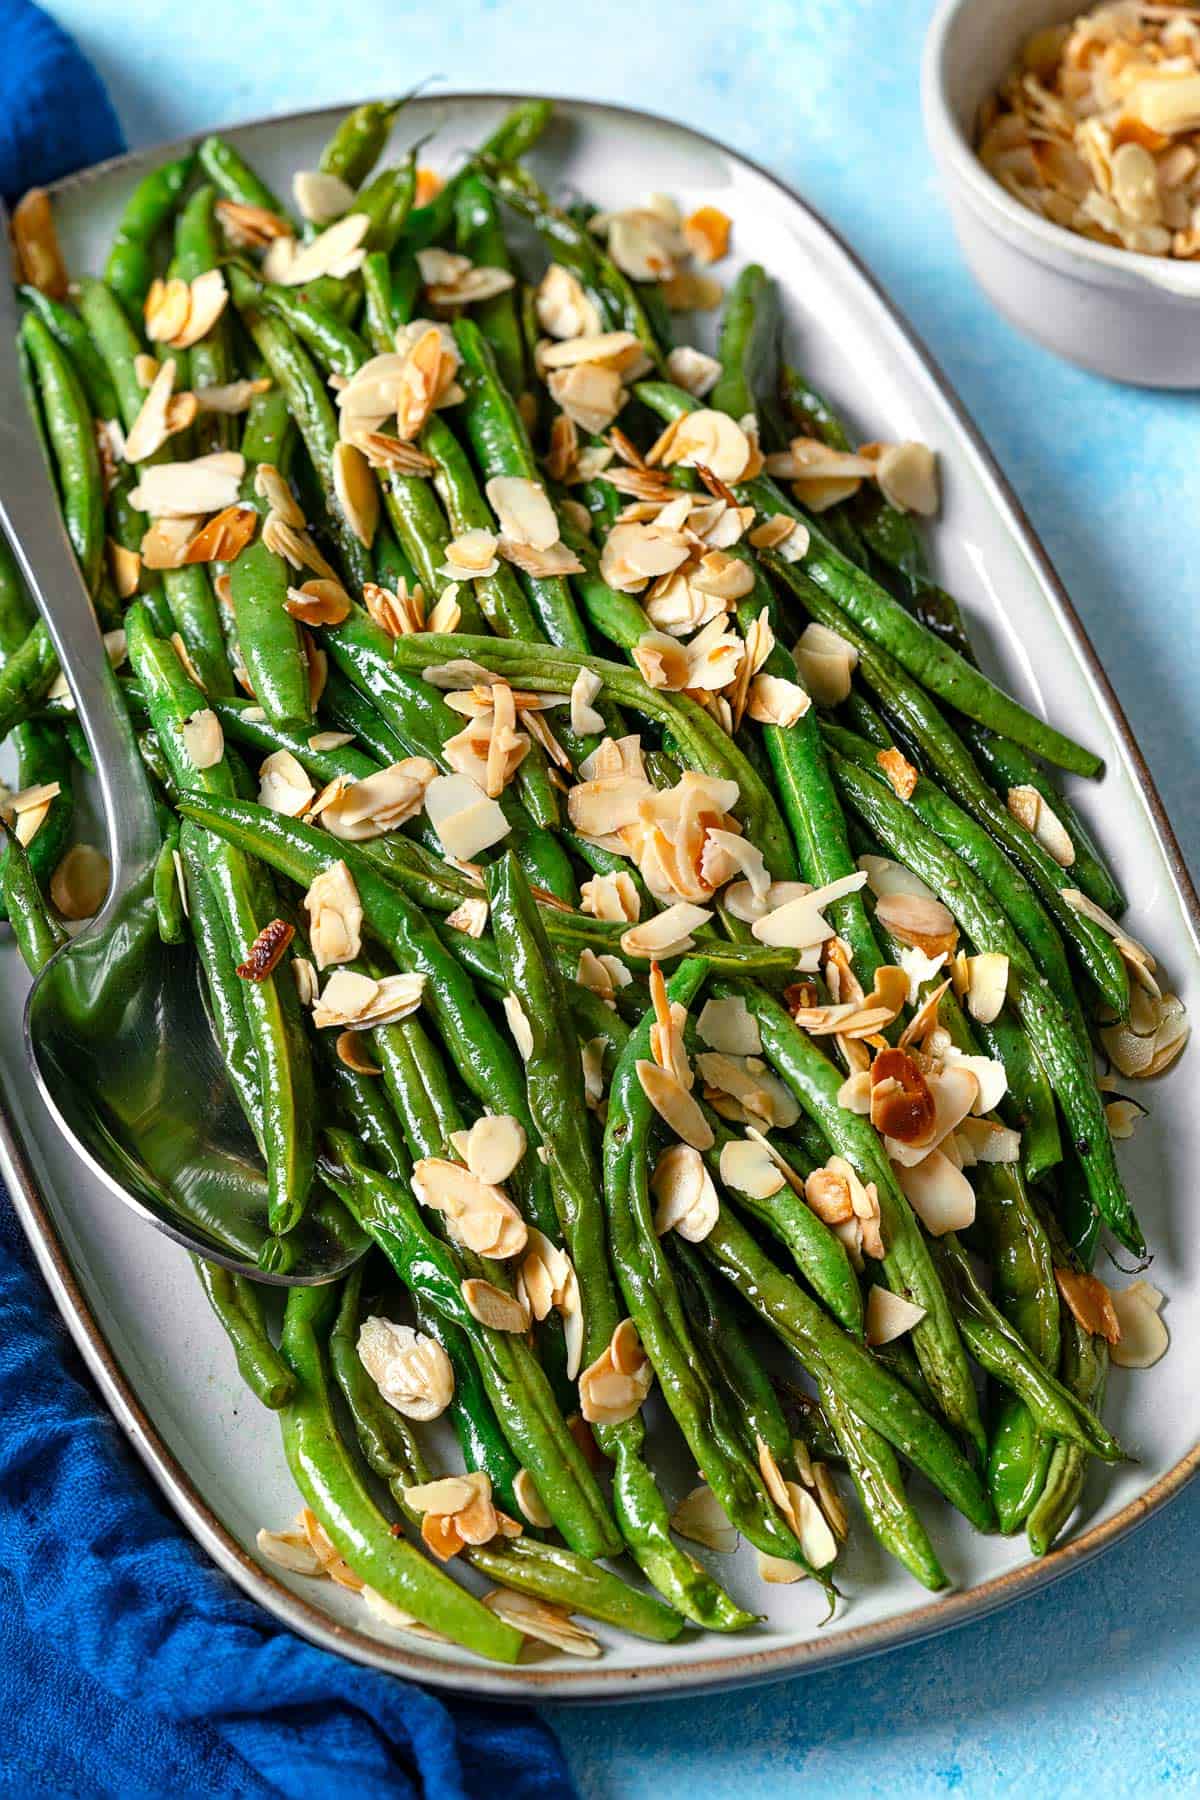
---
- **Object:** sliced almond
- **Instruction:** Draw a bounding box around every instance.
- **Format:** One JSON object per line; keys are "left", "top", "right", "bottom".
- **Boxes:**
{"left": 303, "top": 859, "right": 362, "bottom": 969}
{"left": 180, "top": 707, "right": 223, "bottom": 770}
{"left": 865, "top": 1285, "right": 927, "bottom": 1346}
{"left": 461, "top": 1278, "right": 530, "bottom": 1333}
{"left": 895, "top": 1149, "right": 976, "bottom": 1234}
{"left": 462, "top": 1113, "right": 527, "bottom": 1186}
{"left": 636, "top": 1061, "right": 714, "bottom": 1151}
{"left": 671, "top": 1483, "right": 737, "bottom": 1552}
{"left": 333, "top": 440, "right": 379, "bottom": 548}
{"left": 483, "top": 1588, "right": 601, "bottom": 1658}
{"left": 12, "top": 187, "right": 67, "bottom": 297}
{"left": 875, "top": 890, "right": 959, "bottom": 958}
{"left": 1109, "top": 1281, "right": 1168, "bottom": 1369}
{"left": 1055, "top": 1267, "right": 1120, "bottom": 1343}
{"left": 358, "top": 1316, "right": 455, "bottom": 1421}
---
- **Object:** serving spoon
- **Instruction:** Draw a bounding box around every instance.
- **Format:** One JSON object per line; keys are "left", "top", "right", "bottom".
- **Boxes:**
{"left": 0, "top": 224, "right": 365, "bottom": 1284}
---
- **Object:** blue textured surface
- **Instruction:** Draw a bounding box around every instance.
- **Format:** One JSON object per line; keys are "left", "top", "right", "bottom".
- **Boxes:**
{"left": 37, "top": 0, "right": 1200, "bottom": 1790}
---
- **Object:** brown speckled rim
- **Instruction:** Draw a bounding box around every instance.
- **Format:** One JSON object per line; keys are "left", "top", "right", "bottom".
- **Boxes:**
{"left": 1, "top": 92, "right": 1197, "bottom": 1706}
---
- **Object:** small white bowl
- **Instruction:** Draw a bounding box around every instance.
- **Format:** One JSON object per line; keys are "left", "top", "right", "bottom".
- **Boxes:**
{"left": 923, "top": 0, "right": 1200, "bottom": 387}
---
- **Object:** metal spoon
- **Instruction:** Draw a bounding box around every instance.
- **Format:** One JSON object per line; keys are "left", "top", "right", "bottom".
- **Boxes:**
{"left": 0, "top": 230, "right": 365, "bottom": 1284}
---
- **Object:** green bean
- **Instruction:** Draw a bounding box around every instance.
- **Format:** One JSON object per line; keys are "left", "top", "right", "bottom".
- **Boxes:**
{"left": 404, "top": 100, "right": 555, "bottom": 252}
{"left": 178, "top": 818, "right": 263, "bottom": 1138}
{"left": 481, "top": 161, "right": 665, "bottom": 367}
{"left": 671, "top": 1235, "right": 794, "bottom": 1468}
{"left": 239, "top": 266, "right": 369, "bottom": 380}
{"left": 818, "top": 1382, "right": 948, "bottom": 1591}
{"left": 635, "top": 380, "right": 1104, "bottom": 776}
{"left": 827, "top": 750, "right": 1145, "bottom": 1256}
{"left": 1027, "top": 1317, "right": 1109, "bottom": 1556}
{"left": 197, "top": 136, "right": 290, "bottom": 220}
{"left": 319, "top": 98, "right": 406, "bottom": 188}
{"left": 173, "top": 186, "right": 237, "bottom": 453}
{"left": 965, "top": 725, "right": 1126, "bottom": 920}
{"left": 228, "top": 273, "right": 373, "bottom": 593}
{"left": 19, "top": 287, "right": 118, "bottom": 420}
{"left": 129, "top": 603, "right": 315, "bottom": 1239}
{"left": 454, "top": 172, "right": 526, "bottom": 399}
{"left": 932, "top": 1235, "right": 1121, "bottom": 1461}
{"left": 0, "top": 538, "right": 73, "bottom": 920}
{"left": 711, "top": 265, "right": 779, "bottom": 421}
{"left": 796, "top": 586, "right": 1129, "bottom": 1016}
{"left": 331, "top": 1266, "right": 682, "bottom": 1640}
{"left": 722, "top": 979, "right": 984, "bottom": 1453}
{"left": 483, "top": 852, "right": 753, "bottom": 1626}
{"left": 279, "top": 1284, "right": 524, "bottom": 1662}
{"left": 104, "top": 153, "right": 196, "bottom": 317}
{"left": 822, "top": 719, "right": 1082, "bottom": 1031}
{"left": 974, "top": 1011, "right": 1063, "bottom": 1186}
{"left": 453, "top": 319, "right": 592, "bottom": 650}
{"left": 1, "top": 820, "right": 65, "bottom": 974}
{"left": 21, "top": 312, "right": 105, "bottom": 598}
{"left": 0, "top": 622, "right": 61, "bottom": 741}
{"left": 153, "top": 811, "right": 186, "bottom": 943}
{"left": 604, "top": 959, "right": 821, "bottom": 1576}
{"left": 228, "top": 382, "right": 312, "bottom": 727}
{"left": 320, "top": 1133, "right": 621, "bottom": 1559}
{"left": 701, "top": 1108, "right": 864, "bottom": 1336}
{"left": 194, "top": 1257, "right": 294, "bottom": 1407}
{"left": 423, "top": 415, "right": 538, "bottom": 637}
{"left": 699, "top": 1203, "right": 993, "bottom": 1529}
{"left": 173, "top": 789, "right": 558, "bottom": 1232}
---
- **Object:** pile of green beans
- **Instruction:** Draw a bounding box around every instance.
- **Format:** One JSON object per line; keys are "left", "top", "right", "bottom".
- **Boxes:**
{"left": 2, "top": 94, "right": 1174, "bottom": 1664}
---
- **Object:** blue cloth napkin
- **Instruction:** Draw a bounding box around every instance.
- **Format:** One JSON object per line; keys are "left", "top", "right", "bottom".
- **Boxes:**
{"left": 0, "top": 6, "right": 575, "bottom": 1794}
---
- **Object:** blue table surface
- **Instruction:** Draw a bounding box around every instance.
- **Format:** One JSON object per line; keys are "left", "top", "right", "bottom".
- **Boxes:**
{"left": 45, "top": 0, "right": 1200, "bottom": 1790}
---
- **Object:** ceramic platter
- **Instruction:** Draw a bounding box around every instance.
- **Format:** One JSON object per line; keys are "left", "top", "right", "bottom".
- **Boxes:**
{"left": 2, "top": 94, "right": 1197, "bottom": 1702}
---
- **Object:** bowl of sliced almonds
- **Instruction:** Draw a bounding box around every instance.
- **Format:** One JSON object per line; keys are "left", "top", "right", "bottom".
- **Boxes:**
{"left": 923, "top": 0, "right": 1200, "bottom": 385}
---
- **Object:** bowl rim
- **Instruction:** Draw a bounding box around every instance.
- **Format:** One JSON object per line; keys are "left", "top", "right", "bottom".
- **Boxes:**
{"left": 921, "top": 0, "right": 1200, "bottom": 296}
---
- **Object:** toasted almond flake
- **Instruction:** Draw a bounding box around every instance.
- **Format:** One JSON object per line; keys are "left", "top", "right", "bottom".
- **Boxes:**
{"left": 178, "top": 707, "right": 222, "bottom": 771}
{"left": 485, "top": 475, "right": 560, "bottom": 551}
{"left": 215, "top": 199, "right": 292, "bottom": 248}
{"left": 462, "top": 1113, "right": 527, "bottom": 1186}
{"left": 536, "top": 263, "right": 604, "bottom": 340}
{"left": 636, "top": 1060, "right": 714, "bottom": 1151}
{"left": 332, "top": 440, "right": 379, "bottom": 548}
{"left": 12, "top": 187, "right": 67, "bottom": 297}
{"left": 254, "top": 747, "right": 315, "bottom": 818}
{"left": 124, "top": 356, "right": 183, "bottom": 463}
{"left": 195, "top": 376, "right": 272, "bottom": 415}
{"left": 875, "top": 890, "right": 959, "bottom": 958}
{"left": 865, "top": 1285, "right": 927, "bottom": 1346}
{"left": 312, "top": 968, "right": 425, "bottom": 1030}
{"left": 957, "top": 1116, "right": 1021, "bottom": 1164}
{"left": 274, "top": 211, "right": 370, "bottom": 286}
{"left": 751, "top": 872, "right": 868, "bottom": 951}
{"left": 650, "top": 1141, "right": 719, "bottom": 1241}
{"left": 747, "top": 672, "right": 811, "bottom": 728}
{"left": 303, "top": 859, "right": 362, "bottom": 969}
{"left": 895, "top": 1149, "right": 976, "bottom": 1234}
{"left": 1007, "top": 784, "right": 1076, "bottom": 867}
{"left": 405, "top": 1474, "right": 476, "bottom": 1516}
{"left": 441, "top": 528, "right": 499, "bottom": 580}
{"left": 483, "top": 1588, "right": 601, "bottom": 1658}
{"left": 1110, "top": 1280, "right": 1169, "bottom": 1369}
{"left": 318, "top": 759, "right": 436, "bottom": 841}
{"left": 621, "top": 901, "right": 711, "bottom": 960}
{"left": 568, "top": 666, "right": 605, "bottom": 738}
{"left": 965, "top": 952, "right": 1010, "bottom": 1024}
{"left": 257, "top": 1523, "right": 325, "bottom": 1576}
{"left": 719, "top": 1136, "right": 786, "bottom": 1200}
{"left": 293, "top": 168, "right": 355, "bottom": 224}
{"left": 579, "top": 1319, "right": 653, "bottom": 1424}
{"left": 445, "top": 896, "right": 489, "bottom": 938}
{"left": 425, "top": 772, "right": 511, "bottom": 860}
{"left": 336, "top": 1030, "right": 379, "bottom": 1074}
{"left": 45, "top": 842, "right": 107, "bottom": 920}
{"left": 413, "top": 1157, "right": 527, "bottom": 1259}
{"left": 871, "top": 441, "right": 939, "bottom": 515}
{"left": 696, "top": 995, "right": 762, "bottom": 1056}
{"left": 665, "top": 344, "right": 722, "bottom": 397}
{"left": 283, "top": 576, "right": 352, "bottom": 626}
{"left": 757, "top": 1549, "right": 805, "bottom": 1585}
{"left": 129, "top": 452, "right": 245, "bottom": 520}
{"left": 672, "top": 1481, "right": 739, "bottom": 1553}
{"left": 292, "top": 958, "right": 318, "bottom": 1007}
{"left": 461, "top": 1277, "right": 530, "bottom": 1334}
{"left": 503, "top": 993, "right": 534, "bottom": 1062}
{"left": 1055, "top": 1267, "right": 1120, "bottom": 1343}
{"left": 356, "top": 1314, "right": 455, "bottom": 1422}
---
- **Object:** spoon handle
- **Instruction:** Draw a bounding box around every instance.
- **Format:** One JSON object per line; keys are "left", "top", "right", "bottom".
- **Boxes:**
{"left": 0, "top": 209, "right": 160, "bottom": 876}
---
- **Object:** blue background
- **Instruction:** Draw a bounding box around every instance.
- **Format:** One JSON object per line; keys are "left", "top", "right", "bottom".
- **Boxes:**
{"left": 43, "top": 0, "right": 1200, "bottom": 1791}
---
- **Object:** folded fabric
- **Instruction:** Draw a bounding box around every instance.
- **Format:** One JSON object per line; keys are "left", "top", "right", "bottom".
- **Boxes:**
{"left": 0, "top": 5, "right": 574, "bottom": 1793}
{"left": 0, "top": 0, "right": 123, "bottom": 202}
